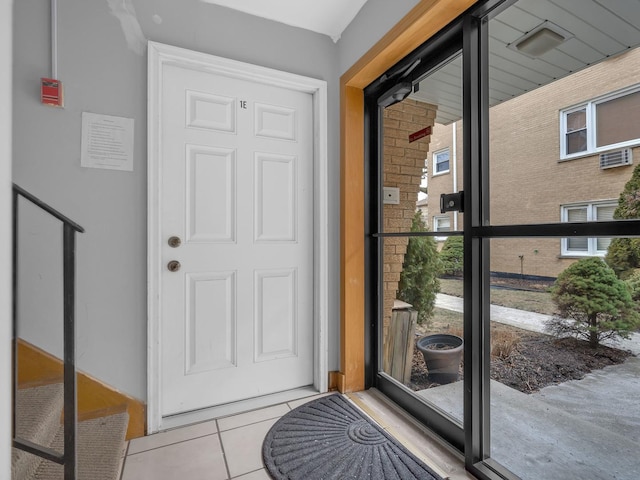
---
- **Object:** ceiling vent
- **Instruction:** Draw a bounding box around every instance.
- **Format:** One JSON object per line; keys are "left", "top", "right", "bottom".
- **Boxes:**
{"left": 600, "top": 148, "right": 632, "bottom": 169}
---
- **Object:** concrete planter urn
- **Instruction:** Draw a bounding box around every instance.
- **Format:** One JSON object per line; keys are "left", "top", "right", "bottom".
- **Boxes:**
{"left": 416, "top": 334, "right": 463, "bottom": 384}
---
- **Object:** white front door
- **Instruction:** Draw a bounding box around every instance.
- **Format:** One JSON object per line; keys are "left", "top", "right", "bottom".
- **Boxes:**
{"left": 148, "top": 44, "right": 325, "bottom": 421}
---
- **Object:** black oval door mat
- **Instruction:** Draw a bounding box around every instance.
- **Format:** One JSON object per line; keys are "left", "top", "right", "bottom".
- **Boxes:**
{"left": 262, "top": 394, "right": 444, "bottom": 480}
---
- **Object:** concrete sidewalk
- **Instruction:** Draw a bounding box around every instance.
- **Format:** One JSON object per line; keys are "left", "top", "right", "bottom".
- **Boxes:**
{"left": 435, "top": 293, "right": 640, "bottom": 355}
{"left": 429, "top": 293, "right": 640, "bottom": 479}
{"left": 418, "top": 379, "right": 640, "bottom": 480}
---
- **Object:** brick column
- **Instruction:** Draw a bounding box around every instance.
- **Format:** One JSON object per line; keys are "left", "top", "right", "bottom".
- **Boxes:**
{"left": 382, "top": 99, "right": 437, "bottom": 327}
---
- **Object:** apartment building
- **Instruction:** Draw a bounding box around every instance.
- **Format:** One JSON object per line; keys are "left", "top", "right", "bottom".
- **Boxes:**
{"left": 424, "top": 46, "right": 640, "bottom": 278}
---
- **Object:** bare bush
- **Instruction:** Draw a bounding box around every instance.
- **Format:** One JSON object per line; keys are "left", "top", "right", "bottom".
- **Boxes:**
{"left": 491, "top": 329, "right": 521, "bottom": 359}
{"left": 439, "top": 326, "right": 521, "bottom": 359}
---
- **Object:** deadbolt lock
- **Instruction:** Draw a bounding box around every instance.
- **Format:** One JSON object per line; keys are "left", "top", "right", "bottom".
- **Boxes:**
{"left": 167, "top": 260, "right": 181, "bottom": 272}
{"left": 168, "top": 236, "right": 182, "bottom": 248}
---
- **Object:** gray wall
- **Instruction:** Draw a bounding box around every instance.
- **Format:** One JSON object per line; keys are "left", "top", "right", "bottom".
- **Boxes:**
{"left": 12, "top": 0, "right": 420, "bottom": 403}
{"left": 13, "top": 0, "right": 339, "bottom": 400}
{"left": 2, "top": 0, "right": 13, "bottom": 475}
{"left": 338, "top": 0, "right": 421, "bottom": 75}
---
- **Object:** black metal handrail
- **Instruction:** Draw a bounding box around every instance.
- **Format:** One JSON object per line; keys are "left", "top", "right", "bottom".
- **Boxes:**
{"left": 12, "top": 183, "right": 84, "bottom": 480}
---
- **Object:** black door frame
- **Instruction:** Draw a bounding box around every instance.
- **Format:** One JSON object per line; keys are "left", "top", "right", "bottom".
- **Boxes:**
{"left": 364, "top": 12, "right": 466, "bottom": 452}
{"left": 364, "top": 0, "right": 640, "bottom": 478}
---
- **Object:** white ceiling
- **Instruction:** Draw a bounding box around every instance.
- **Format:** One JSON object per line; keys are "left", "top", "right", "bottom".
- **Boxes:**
{"left": 200, "top": 0, "right": 369, "bottom": 42}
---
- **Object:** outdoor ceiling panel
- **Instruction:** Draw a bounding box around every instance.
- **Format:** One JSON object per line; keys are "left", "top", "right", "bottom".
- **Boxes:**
{"left": 412, "top": 58, "right": 462, "bottom": 125}
{"left": 491, "top": 5, "right": 541, "bottom": 34}
{"left": 536, "top": 47, "right": 590, "bottom": 72}
{"left": 492, "top": 18, "right": 578, "bottom": 78}
{"left": 489, "top": 54, "right": 554, "bottom": 86}
{"left": 561, "top": 38, "right": 612, "bottom": 65}
{"left": 488, "top": 91, "right": 512, "bottom": 107}
{"left": 422, "top": 87, "right": 462, "bottom": 108}
{"left": 411, "top": 0, "right": 640, "bottom": 125}
{"left": 432, "top": 108, "right": 462, "bottom": 126}
{"left": 605, "top": 0, "right": 640, "bottom": 40}
{"left": 517, "top": 0, "right": 627, "bottom": 54}
{"left": 569, "top": 0, "right": 640, "bottom": 48}
{"left": 489, "top": 65, "right": 541, "bottom": 92}
{"left": 489, "top": 37, "right": 568, "bottom": 79}
{"left": 486, "top": 77, "right": 524, "bottom": 99}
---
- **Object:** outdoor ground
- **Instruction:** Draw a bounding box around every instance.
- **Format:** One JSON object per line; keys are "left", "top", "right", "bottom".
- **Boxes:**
{"left": 408, "top": 277, "right": 633, "bottom": 393}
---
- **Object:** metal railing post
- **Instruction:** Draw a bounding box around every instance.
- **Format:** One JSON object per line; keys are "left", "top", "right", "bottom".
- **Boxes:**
{"left": 12, "top": 187, "right": 18, "bottom": 443}
{"left": 62, "top": 224, "right": 77, "bottom": 480}
{"left": 11, "top": 184, "right": 84, "bottom": 480}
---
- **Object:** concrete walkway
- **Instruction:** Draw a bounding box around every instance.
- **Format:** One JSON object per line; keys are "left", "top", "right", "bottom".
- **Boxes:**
{"left": 418, "top": 379, "right": 640, "bottom": 480}
{"left": 428, "top": 293, "right": 640, "bottom": 479}
{"left": 435, "top": 293, "right": 640, "bottom": 355}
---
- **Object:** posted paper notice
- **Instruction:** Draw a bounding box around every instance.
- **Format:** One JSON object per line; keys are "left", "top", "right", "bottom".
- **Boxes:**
{"left": 81, "top": 112, "right": 134, "bottom": 171}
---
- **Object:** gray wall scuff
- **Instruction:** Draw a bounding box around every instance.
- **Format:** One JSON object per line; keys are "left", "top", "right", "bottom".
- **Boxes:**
{"left": 107, "top": 0, "right": 147, "bottom": 56}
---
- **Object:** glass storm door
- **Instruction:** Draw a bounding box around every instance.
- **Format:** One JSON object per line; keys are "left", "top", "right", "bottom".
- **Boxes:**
{"left": 366, "top": 1, "right": 640, "bottom": 479}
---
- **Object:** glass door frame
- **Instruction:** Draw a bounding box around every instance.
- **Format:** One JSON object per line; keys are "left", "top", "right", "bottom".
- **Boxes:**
{"left": 364, "top": 1, "right": 640, "bottom": 478}
{"left": 363, "top": 13, "right": 466, "bottom": 453}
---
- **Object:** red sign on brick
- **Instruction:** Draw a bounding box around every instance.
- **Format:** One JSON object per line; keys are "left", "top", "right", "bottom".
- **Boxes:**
{"left": 409, "top": 126, "right": 432, "bottom": 143}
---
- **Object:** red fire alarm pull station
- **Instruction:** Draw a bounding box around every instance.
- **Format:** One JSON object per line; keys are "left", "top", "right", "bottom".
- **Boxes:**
{"left": 41, "top": 77, "right": 64, "bottom": 107}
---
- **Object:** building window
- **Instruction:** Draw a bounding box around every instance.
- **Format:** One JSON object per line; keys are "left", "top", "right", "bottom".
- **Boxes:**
{"left": 561, "top": 201, "right": 616, "bottom": 256}
{"left": 434, "top": 215, "right": 451, "bottom": 241}
{"left": 433, "top": 148, "right": 450, "bottom": 175}
{"left": 560, "top": 86, "right": 640, "bottom": 159}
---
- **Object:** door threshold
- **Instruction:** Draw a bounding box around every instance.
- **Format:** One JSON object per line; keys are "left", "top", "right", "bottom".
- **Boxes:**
{"left": 348, "top": 389, "right": 473, "bottom": 480}
{"left": 159, "top": 386, "right": 320, "bottom": 431}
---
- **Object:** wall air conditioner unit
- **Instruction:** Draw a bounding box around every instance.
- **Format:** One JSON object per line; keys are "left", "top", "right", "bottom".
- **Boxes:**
{"left": 599, "top": 148, "right": 632, "bottom": 169}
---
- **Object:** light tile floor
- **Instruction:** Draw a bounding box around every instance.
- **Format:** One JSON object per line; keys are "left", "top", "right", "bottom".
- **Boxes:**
{"left": 120, "top": 390, "right": 475, "bottom": 480}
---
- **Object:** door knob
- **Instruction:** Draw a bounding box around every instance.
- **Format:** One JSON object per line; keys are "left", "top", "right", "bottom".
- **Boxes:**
{"left": 168, "top": 236, "right": 182, "bottom": 248}
{"left": 167, "top": 260, "right": 181, "bottom": 272}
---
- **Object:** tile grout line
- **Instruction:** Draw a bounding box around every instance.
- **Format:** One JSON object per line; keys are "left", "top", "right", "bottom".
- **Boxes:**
{"left": 217, "top": 418, "right": 233, "bottom": 480}
{"left": 122, "top": 397, "right": 319, "bottom": 479}
{"left": 230, "top": 467, "right": 269, "bottom": 479}
{"left": 126, "top": 430, "right": 219, "bottom": 457}
{"left": 118, "top": 440, "right": 131, "bottom": 480}
{"left": 126, "top": 406, "right": 289, "bottom": 455}
{"left": 217, "top": 401, "right": 294, "bottom": 433}
{"left": 223, "top": 403, "right": 293, "bottom": 479}
{"left": 219, "top": 415, "right": 285, "bottom": 433}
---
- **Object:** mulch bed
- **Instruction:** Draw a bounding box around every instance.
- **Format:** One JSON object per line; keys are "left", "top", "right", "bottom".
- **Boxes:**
{"left": 408, "top": 330, "right": 632, "bottom": 393}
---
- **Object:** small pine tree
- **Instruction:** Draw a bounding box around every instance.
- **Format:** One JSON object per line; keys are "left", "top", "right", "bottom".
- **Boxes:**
{"left": 440, "top": 236, "right": 463, "bottom": 276}
{"left": 606, "top": 239, "right": 640, "bottom": 279}
{"left": 546, "top": 257, "right": 640, "bottom": 348}
{"left": 605, "top": 163, "right": 640, "bottom": 279}
{"left": 611, "top": 162, "right": 640, "bottom": 219}
{"left": 624, "top": 270, "right": 640, "bottom": 305}
{"left": 397, "top": 212, "right": 442, "bottom": 325}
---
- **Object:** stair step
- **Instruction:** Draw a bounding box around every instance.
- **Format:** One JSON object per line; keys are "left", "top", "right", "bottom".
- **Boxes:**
{"left": 32, "top": 411, "right": 129, "bottom": 480}
{"left": 12, "top": 383, "right": 64, "bottom": 479}
{"left": 13, "top": 382, "right": 130, "bottom": 480}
